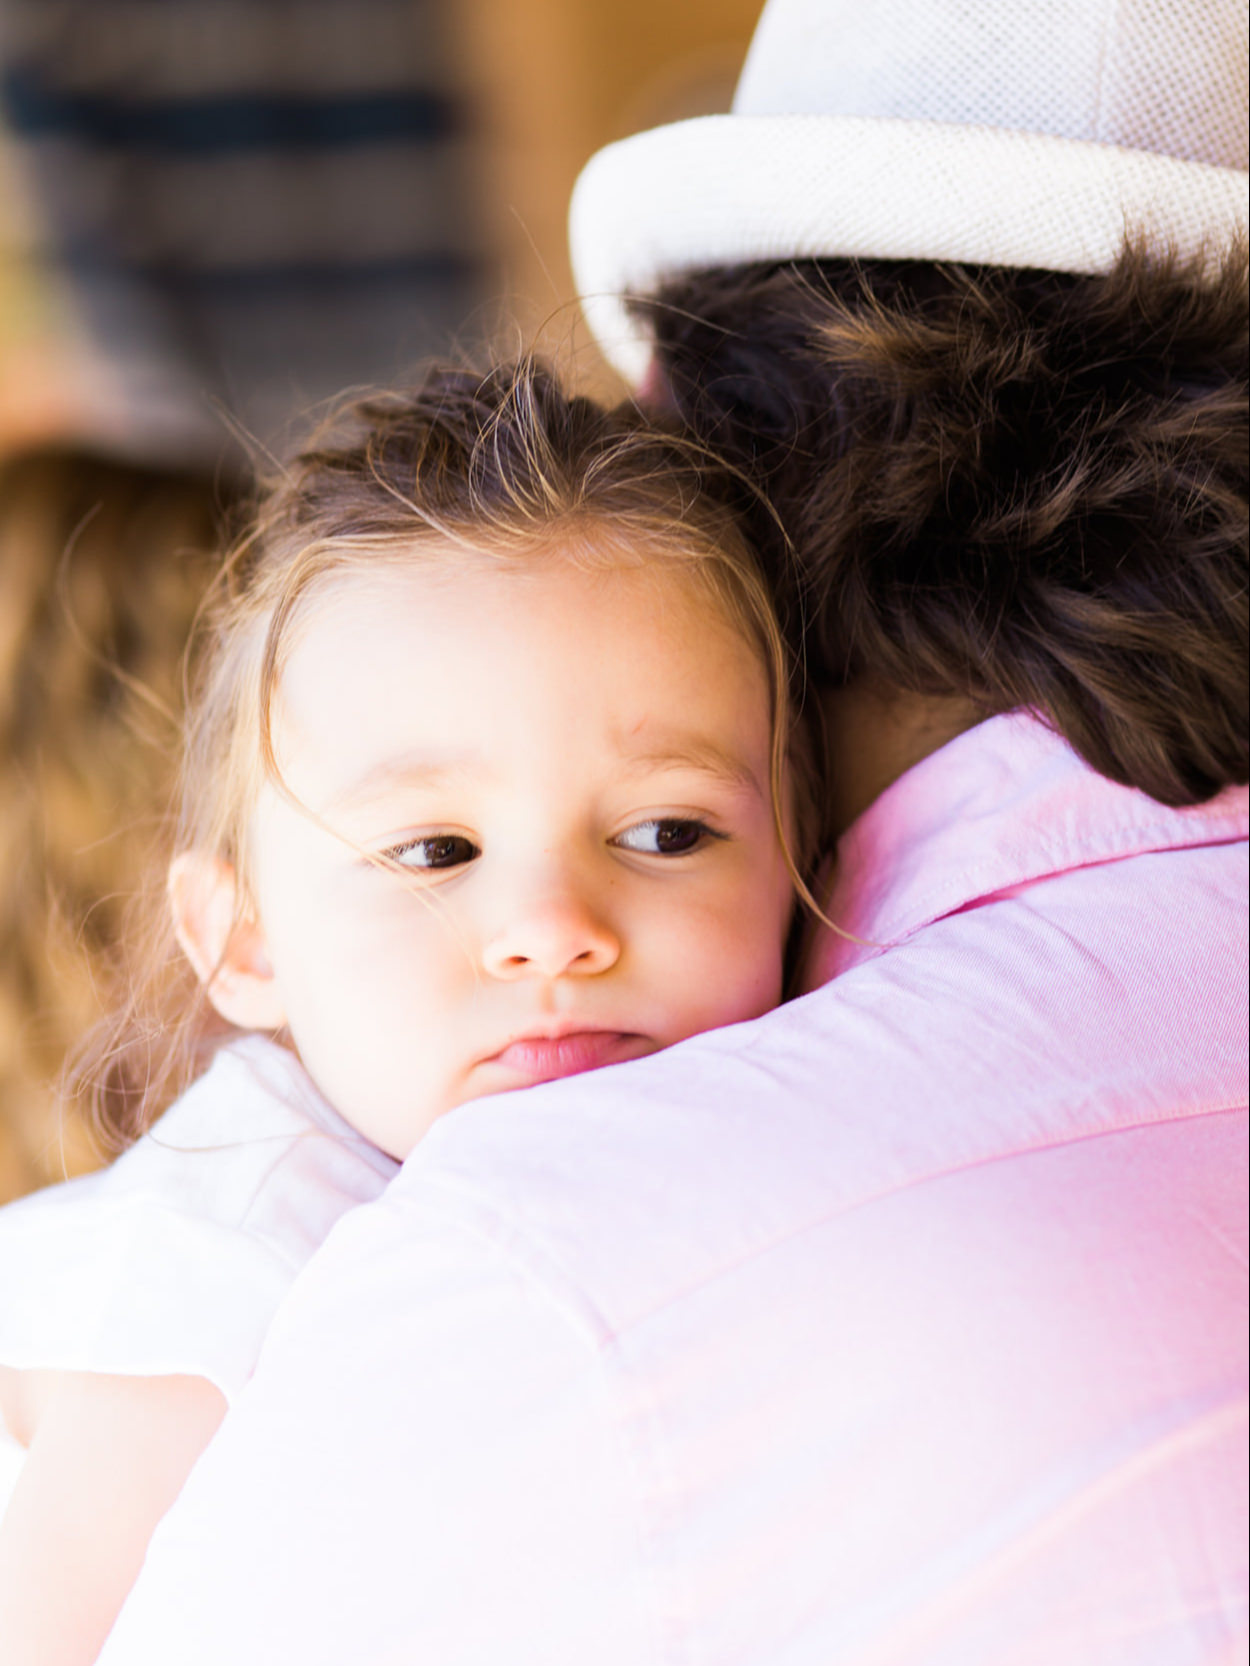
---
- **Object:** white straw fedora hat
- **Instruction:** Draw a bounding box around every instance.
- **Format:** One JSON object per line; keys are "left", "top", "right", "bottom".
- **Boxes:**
{"left": 570, "top": 0, "right": 1249, "bottom": 383}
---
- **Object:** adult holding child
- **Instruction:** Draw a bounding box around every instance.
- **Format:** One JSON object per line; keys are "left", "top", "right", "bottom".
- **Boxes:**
{"left": 97, "top": 1, "right": 1247, "bottom": 1661}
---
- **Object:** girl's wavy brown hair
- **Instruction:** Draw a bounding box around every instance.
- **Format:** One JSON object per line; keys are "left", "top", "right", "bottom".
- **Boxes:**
{"left": 74, "top": 359, "right": 816, "bottom": 1153}
{"left": 643, "top": 238, "right": 1249, "bottom": 806}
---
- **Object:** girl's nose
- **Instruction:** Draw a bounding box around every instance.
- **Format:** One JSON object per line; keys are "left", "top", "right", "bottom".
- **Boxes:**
{"left": 481, "top": 892, "right": 621, "bottom": 981}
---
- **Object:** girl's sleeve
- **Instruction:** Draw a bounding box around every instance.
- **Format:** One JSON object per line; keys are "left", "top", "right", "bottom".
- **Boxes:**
{"left": 0, "top": 1038, "right": 397, "bottom": 1405}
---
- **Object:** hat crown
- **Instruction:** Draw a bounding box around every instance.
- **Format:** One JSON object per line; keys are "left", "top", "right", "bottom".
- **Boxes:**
{"left": 735, "top": 0, "right": 1248, "bottom": 172}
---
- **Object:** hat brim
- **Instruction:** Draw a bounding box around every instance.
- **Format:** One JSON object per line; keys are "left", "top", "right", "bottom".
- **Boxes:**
{"left": 569, "top": 114, "right": 1250, "bottom": 384}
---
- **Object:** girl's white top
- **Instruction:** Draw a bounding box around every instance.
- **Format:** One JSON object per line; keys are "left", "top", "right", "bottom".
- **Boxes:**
{"left": 0, "top": 1036, "right": 396, "bottom": 1405}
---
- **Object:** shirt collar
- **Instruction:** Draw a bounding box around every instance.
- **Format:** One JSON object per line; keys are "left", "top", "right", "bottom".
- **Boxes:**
{"left": 803, "top": 711, "right": 1250, "bottom": 986}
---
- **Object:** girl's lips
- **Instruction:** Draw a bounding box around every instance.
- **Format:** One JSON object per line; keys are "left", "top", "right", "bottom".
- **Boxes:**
{"left": 490, "top": 1031, "right": 641, "bottom": 1083}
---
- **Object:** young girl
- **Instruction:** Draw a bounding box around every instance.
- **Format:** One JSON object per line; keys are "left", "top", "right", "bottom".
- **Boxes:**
{"left": 0, "top": 359, "right": 819, "bottom": 1663}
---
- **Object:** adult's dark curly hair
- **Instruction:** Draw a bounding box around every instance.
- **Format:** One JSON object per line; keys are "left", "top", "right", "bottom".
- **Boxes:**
{"left": 644, "top": 240, "right": 1249, "bottom": 806}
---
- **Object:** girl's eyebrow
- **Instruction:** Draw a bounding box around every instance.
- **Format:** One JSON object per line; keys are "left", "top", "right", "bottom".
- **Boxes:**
{"left": 322, "top": 739, "right": 765, "bottom": 811}
{"left": 613, "top": 737, "right": 766, "bottom": 799}
{"left": 323, "top": 752, "right": 475, "bottom": 812}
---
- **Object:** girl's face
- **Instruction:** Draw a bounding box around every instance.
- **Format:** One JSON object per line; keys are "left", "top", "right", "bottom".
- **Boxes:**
{"left": 219, "top": 542, "right": 795, "bottom": 1158}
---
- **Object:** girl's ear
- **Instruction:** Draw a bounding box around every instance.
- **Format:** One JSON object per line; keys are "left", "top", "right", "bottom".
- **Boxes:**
{"left": 167, "top": 852, "right": 287, "bottom": 1031}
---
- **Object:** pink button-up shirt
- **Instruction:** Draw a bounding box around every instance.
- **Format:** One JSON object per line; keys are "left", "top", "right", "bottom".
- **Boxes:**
{"left": 102, "top": 713, "right": 1248, "bottom": 1665}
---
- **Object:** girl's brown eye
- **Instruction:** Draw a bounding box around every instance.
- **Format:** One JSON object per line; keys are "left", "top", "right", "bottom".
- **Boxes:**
{"left": 614, "top": 819, "right": 717, "bottom": 856}
{"left": 388, "top": 834, "right": 480, "bottom": 870}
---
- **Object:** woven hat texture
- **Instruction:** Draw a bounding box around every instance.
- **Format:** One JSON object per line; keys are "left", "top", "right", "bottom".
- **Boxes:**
{"left": 570, "top": 0, "right": 1249, "bottom": 382}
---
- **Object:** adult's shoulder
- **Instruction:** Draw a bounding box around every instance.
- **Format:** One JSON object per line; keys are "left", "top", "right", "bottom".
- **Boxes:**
{"left": 350, "top": 713, "right": 1248, "bottom": 1329}
{"left": 105, "top": 837, "right": 1248, "bottom": 1666}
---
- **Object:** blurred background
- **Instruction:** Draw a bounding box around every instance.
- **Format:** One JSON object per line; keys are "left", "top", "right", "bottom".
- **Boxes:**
{"left": 0, "top": 0, "right": 763, "bottom": 1203}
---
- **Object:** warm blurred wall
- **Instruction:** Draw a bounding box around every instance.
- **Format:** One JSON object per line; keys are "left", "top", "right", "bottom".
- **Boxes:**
{"left": 457, "top": 0, "right": 760, "bottom": 382}
{"left": 0, "top": 453, "right": 220, "bottom": 1202}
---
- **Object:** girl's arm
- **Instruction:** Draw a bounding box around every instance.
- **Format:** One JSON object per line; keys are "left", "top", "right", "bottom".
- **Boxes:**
{"left": 0, "top": 1363, "right": 63, "bottom": 1445}
{"left": 0, "top": 1368, "right": 226, "bottom": 1666}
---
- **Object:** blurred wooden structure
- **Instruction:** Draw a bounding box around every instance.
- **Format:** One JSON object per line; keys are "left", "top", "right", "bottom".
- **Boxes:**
{"left": 458, "top": 0, "right": 760, "bottom": 383}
